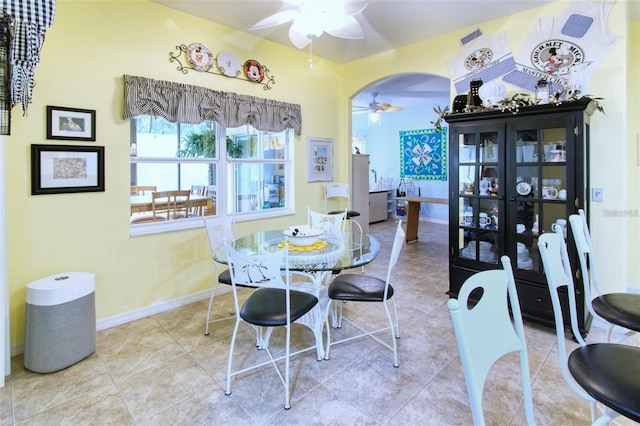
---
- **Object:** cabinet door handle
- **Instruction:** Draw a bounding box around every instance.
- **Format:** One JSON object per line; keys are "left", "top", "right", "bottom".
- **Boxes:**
{"left": 498, "top": 196, "right": 505, "bottom": 200}
{"left": 510, "top": 197, "right": 516, "bottom": 201}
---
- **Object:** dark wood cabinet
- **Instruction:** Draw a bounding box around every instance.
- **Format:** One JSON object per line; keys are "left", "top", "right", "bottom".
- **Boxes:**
{"left": 445, "top": 99, "right": 596, "bottom": 336}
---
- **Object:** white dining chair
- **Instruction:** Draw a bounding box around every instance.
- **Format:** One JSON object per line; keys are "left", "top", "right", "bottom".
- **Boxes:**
{"left": 325, "top": 220, "right": 404, "bottom": 367}
{"left": 568, "top": 209, "right": 640, "bottom": 343}
{"left": 323, "top": 183, "right": 364, "bottom": 248}
{"left": 203, "top": 216, "right": 241, "bottom": 336}
{"left": 448, "top": 256, "right": 536, "bottom": 426}
{"left": 224, "top": 242, "right": 320, "bottom": 409}
{"left": 538, "top": 232, "right": 640, "bottom": 424}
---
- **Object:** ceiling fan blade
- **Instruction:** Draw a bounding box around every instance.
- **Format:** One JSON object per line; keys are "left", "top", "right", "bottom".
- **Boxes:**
{"left": 325, "top": 15, "right": 364, "bottom": 39}
{"left": 377, "top": 103, "right": 392, "bottom": 110}
{"left": 288, "top": 23, "right": 313, "bottom": 49}
{"left": 249, "top": 10, "right": 298, "bottom": 30}
{"left": 385, "top": 106, "right": 404, "bottom": 112}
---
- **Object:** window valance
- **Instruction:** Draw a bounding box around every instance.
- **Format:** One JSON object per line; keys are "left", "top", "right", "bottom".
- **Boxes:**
{"left": 123, "top": 74, "right": 302, "bottom": 135}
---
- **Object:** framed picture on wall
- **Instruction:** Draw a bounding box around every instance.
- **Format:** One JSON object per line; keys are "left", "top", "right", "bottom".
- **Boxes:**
{"left": 31, "top": 144, "right": 105, "bottom": 195}
{"left": 307, "top": 137, "right": 333, "bottom": 182}
{"left": 46, "top": 106, "right": 96, "bottom": 141}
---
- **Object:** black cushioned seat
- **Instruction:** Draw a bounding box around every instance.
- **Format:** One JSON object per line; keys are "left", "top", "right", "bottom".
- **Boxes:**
{"left": 328, "top": 209, "right": 360, "bottom": 219}
{"left": 218, "top": 269, "right": 257, "bottom": 288}
{"left": 240, "top": 288, "right": 318, "bottom": 327}
{"left": 568, "top": 343, "right": 640, "bottom": 422}
{"left": 328, "top": 274, "right": 394, "bottom": 302}
{"left": 592, "top": 293, "right": 640, "bottom": 333}
{"left": 218, "top": 269, "right": 232, "bottom": 285}
{"left": 325, "top": 220, "right": 405, "bottom": 368}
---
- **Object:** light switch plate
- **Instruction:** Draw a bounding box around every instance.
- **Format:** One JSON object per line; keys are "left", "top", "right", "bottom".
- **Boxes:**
{"left": 592, "top": 187, "right": 604, "bottom": 202}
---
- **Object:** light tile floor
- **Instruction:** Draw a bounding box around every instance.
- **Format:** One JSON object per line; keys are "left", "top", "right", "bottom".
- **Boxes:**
{"left": 2, "top": 220, "right": 637, "bottom": 425}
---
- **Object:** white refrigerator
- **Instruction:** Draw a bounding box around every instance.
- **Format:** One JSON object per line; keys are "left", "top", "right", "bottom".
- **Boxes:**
{"left": 351, "top": 154, "right": 370, "bottom": 236}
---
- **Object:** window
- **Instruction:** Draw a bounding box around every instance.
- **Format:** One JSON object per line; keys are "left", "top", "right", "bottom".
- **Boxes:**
{"left": 130, "top": 117, "right": 291, "bottom": 235}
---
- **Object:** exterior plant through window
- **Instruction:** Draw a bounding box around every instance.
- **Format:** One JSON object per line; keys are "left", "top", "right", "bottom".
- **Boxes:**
{"left": 130, "top": 116, "right": 291, "bottom": 235}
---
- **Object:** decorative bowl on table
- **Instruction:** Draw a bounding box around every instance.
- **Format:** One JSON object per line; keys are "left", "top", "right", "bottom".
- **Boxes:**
{"left": 283, "top": 226, "right": 324, "bottom": 247}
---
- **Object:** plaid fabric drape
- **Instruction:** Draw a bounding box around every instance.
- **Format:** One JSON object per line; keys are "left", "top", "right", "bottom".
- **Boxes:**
{"left": 0, "top": 0, "right": 56, "bottom": 118}
{"left": 123, "top": 75, "right": 302, "bottom": 135}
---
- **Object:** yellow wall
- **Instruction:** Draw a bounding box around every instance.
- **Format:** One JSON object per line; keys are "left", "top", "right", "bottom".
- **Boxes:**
{"left": 5, "top": 0, "right": 639, "bottom": 348}
{"left": 6, "top": 0, "right": 346, "bottom": 346}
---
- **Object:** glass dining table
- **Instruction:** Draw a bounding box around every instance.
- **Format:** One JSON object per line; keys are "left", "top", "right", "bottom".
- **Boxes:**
{"left": 212, "top": 229, "right": 380, "bottom": 360}
{"left": 212, "top": 230, "right": 380, "bottom": 279}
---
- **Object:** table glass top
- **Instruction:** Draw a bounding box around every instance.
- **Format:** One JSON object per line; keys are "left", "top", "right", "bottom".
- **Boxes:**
{"left": 213, "top": 230, "right": 380, "bottom": 272}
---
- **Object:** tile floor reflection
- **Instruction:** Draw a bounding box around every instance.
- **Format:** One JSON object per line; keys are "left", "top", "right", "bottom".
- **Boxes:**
{"left": 2, "top": 220, "right": 637, "bottom": 425}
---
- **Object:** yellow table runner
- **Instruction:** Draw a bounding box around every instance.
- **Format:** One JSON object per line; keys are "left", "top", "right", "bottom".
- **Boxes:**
{"left": 278, "top": 240, "right": 328, "bottom": 252}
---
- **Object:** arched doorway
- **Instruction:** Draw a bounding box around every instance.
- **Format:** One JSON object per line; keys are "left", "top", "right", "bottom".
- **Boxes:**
{"left": 350, "top": 73, "right": 450, "bottom": 224}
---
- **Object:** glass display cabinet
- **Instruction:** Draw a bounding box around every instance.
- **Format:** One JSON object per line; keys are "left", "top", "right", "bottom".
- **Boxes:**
{"left": 445, "top": 99, "right": 597, "bottom": 336}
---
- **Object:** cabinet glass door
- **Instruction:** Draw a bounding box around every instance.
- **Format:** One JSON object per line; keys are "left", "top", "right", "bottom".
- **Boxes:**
{"left": 456, "top": 127, "right": 502, "bottom": 265}
{"left": 513, "top": 123, "right": 569, "bottom": 275}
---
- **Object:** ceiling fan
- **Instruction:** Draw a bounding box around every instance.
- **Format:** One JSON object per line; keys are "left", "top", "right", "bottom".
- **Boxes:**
{"left": 249, "top": 0, "right": 368, "bottom": 49}
{"left": 353, "top": 92, "right": 404, "bottom": 114}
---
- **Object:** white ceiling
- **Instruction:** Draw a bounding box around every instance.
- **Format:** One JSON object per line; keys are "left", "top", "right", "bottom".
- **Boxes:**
{"left": 153, "top": 0, "right": 562, "bottom": 64}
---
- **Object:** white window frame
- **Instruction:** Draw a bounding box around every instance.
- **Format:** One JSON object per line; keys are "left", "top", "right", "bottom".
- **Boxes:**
{"left": 129, "top": 120, "right": 293, "bottom": 237}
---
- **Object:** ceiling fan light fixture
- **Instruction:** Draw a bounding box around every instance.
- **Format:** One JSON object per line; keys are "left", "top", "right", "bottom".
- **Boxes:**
{"left": 295, "top": 12, "right": 325, "bottom": 39}
{"left": 251, "top": 0, "right": 369, "bottom": 49}
{"left": 368, "top": 111, "right": 381, "bottom": 125}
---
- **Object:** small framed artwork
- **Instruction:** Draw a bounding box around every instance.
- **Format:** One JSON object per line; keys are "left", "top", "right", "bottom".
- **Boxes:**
{"left": 46, "top": 106, "right": 96, "bottom": 141}
{"left": 31, "top": 144, "right": 105, "bottom": 195}
{"left": 307, "top": 137, "right": 333, "bottom": 182}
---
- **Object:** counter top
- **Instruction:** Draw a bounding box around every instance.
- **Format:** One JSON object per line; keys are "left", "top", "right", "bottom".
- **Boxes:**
{"left": 369, "top": 188, "right": 392, "bottom": 193}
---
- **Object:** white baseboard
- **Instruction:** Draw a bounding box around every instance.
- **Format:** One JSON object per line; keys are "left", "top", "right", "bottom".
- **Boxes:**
{"left": 95, "top": 289, "right": 212, "bottom": 331}
{"left": 10, "top": 287, "right": 229, "bottom": 358}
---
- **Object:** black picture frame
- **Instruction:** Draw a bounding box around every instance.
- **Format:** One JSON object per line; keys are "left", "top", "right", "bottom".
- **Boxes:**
{"left": 46, "top": 106, "right": 96, "bottom": 141}
{"left": 31, "top": 144, "right": 105, "bottom": 195}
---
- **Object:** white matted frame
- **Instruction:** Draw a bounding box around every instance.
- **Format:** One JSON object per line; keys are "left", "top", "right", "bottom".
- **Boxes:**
{"left": 307, "top": 137, "right": 333, "bottom": 182}
{"left": 46, "top": 106, "right": 96, "bottom": 141}
{"left": 31, "top": 144, "right": 105, "bottom": 195}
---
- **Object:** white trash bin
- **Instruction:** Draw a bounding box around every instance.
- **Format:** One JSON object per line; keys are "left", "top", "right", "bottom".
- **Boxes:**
{"left": 24, "top": 272, "right": 96, "bottom": 373}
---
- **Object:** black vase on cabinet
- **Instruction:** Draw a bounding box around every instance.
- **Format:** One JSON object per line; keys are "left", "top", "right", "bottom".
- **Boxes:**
{"left": 444, "top": 99, "right": 597, "bottom": 336}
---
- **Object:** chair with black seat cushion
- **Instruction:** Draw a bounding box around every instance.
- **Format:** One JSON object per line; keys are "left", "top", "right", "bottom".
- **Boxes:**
{"left": 308, "top": 207, "right": 346, "bottom": 238}
{"left": 325, "top": 219, "right": 404, "bottom": 367}
{"left": 324, "top": 182, "right": 364, "bottom": 243}
{"left": 224, "top": 243, "right": 320, "bottom": 410}
{"left": 448, "top": 256, "right": 536, "bottom": 426}
{"left": 538, "top": 232, "right": 640, "bottom": 424}
{"left": 203, "top": 216, "right": 240, "bottom": 336}
{"left": 569, "top": 210, "right": 640, "bottom": 343}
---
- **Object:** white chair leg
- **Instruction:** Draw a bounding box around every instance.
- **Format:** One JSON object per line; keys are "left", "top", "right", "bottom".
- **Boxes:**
{"left": 383, "top": 300, "right": 399, "bottom": 367}
{"left": 324, "top": 302, "right": 332, "bottom": 360}
{"left": 348, "top": 218, "right": 365, "bottom": 273}
{"left": 332, "top": 300, "right": 344, "bottom": 328}
{"left": 390, "top": 298, "right": 400, "bottom": 338}
{"left": 284, "top": 326, "right": 291, "bottom": 410}
{"left": 204, "top": 281, "right": 220, "bottom": 335}
{"left": 607, "top": 323, "right": 634, "bottom": 343}
{"left": 225, "top": 318, "right": 241, "bottom": 396}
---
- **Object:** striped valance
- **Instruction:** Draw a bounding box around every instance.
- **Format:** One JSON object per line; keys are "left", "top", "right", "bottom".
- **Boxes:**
{"left": 122, "top": 75, "right": 302, "bottom": 135}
